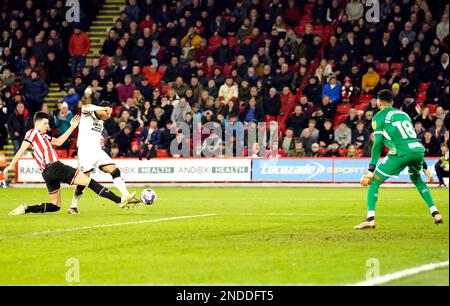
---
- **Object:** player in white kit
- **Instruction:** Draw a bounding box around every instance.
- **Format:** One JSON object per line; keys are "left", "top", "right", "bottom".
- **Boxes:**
{"left": 69, "top": 101, "right": 139, "bottom": 214}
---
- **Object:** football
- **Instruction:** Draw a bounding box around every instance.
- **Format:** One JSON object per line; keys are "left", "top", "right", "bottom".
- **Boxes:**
{"left": 141, "top": 189, "right": 157, "bottom": 205}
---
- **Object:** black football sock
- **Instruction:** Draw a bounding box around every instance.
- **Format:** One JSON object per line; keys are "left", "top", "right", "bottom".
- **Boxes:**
{"left": 88, "top": 179, "right": 121, "bottom": 204}
{"left": 26, "top": 203, "right": 61, "bottom": 213}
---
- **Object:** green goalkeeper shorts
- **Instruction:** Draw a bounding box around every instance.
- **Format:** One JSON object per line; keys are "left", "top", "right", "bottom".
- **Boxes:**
{"left": 375, "top": 153, "right": 424, "bottom": 181}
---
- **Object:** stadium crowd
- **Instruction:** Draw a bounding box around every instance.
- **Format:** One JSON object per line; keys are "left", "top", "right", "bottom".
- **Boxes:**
{"left": 0, "top": 0, "right": 448, "bottom": 164}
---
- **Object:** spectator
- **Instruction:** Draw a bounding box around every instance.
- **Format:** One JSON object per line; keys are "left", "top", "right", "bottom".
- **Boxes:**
{"left": 171, "top": 98, "right": 192, "bottom": 123}
{"left": 341, "top": 77, "right": 354, "bottom": 104}
{"left": 346, "top": 144, "right": 361, "bottom": 157}
{"left": 127, "top": 141, "right": 141, "bottom": 158}
{"left": 352, "top": 121, "right": 370, "bottom": 149}
{"left": 263, "top": 88, "right": 281, "bottom": 117}
{"left": 117, "top": 75, "right": 136, "bottom": 104}
{"left": 21, "top": 70, "right": 48, "bottom": 116}
{"left": 287, "top": 140, "right": 306, "bottom": 157}
{"left": 219, "top": 77, "right": 239, "bottom": 103}
{"left": 139, "top": 118, "right": 162, "bottom": 148}
{"left": 422, "top": 131, "right": 440, "bottom": 157}
{"left": 300, "top": 119, "right": 320, "bottom": 145}
{"left": 325, "top": 140, "right": 342, "bottom": 157}
{"left": 430, "top": 118, "right": 446, "bottom": 143}
{"left": 345, "top": 0, "right": 364, "bottom": 22}
{"left": 309, "top": 143, "right": 322, "bottom": 157}
{"left": 322, "top": 76, "right": 341, "bottom": 104}
{"left": 280, "top": 128, "right": 295, "bottom": 153}
{"left": 60, "top": 87, "right": 80, "bottom": 115}
{"left": 286, "top": 104, "right": 308, "bottom": 137}
{"left": 7, "top": 102, "right": 30, "bottom": 153}
{"left": 361, "top": 66, "right": 380, "bottom": 93}
{"left": 334, "top": 122, "right": 352, "bottom": 148}
{"left": 299, "top": 128, "right": 316, "bottom": 154}
{"left": 69, "top": 25, "right": 90, "bottom": 80}
{"left": 115, "top": 123, "right": 134, "bottom": 155}
{"left": 139, "top": 134, "right": 156, "bottom": 157}
{"left": 435, "top": 143, "right": 449, "bottom": 187}
{"left": 436, "top": 13, "right": 449, "bottom": 42}
{"left": 241, "top": 97, "right": 264, "bottom": 123}
{"left": 414, "top": 106, "right": 434, "bottom": 131}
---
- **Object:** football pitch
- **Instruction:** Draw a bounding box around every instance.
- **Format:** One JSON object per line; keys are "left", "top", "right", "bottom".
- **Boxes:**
{"left": 0, "top": 187, "right": 448, "bottom": 286}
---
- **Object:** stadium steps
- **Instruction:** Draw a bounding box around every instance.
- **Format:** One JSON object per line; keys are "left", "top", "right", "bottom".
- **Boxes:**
{"left": 3, "top": 141, "right": 15, "bottom": 181}
{"left": 44, "top": 83, "right": 67, "bottom": 113}
{"left": 85, "top": 0, "right": 125, "bottom": 68}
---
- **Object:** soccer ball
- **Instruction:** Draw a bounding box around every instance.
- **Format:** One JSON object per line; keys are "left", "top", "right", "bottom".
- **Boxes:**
{"left": 141, "top": 189, "right": 157, "bottom": 205}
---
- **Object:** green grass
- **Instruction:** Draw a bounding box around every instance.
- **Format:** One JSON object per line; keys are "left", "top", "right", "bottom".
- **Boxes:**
{"left": 0, "top": 187, "right": 448, "bottom": 285}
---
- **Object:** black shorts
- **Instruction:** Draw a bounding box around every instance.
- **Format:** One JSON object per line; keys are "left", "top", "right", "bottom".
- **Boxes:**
{"left": 42, "top": 161, "right": 79, "bottom": 194}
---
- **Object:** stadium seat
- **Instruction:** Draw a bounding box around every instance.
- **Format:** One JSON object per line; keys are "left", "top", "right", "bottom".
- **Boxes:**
{"left": 337, "top": 104, "right": 352, "bottom": 114}
{"left": 134, "top": 127, "right": 143, "bottom": 138}
{"left": 319, "top": 148, "right": 329, "bottom": 156}
{"left": 227, "top": 36, "right": 236, "bottom": 46}
{"left": 357, "top": 149, "right": 364, "bottom": 156}
{"left": 416, "top": 92, "right": 427, "bottom": 103}
{"left": 208, "top": 36, "right": 222, "bottom": 47}
{"left": 418, "top": 82, "right": 430, "bottom": 92}
{"left": 359, "top": 94, "right": 373, "bottom": 104}
{"left": 223, "top": 64, "right": 233, "bottom": 75}
{"left": 157, "top": 149, "right": 169, "bottom": 157}
{"left": 339, "top": 148, "right": 347, "bottom": 156}
{"left": 113, "top": 105, "right": 122, "bottom": 117}
{"left": 427, "top": 104, "right": 438, "bottom": 114}
{"left": 142, "top": 66, "right": 151, "bottom": 74}
{"left": 294, "top": 25, "right": 306, "bottom": 34}
{"left": 312, "top": 25, "right": 323, "bottom": 33}
{"left": 375, "top": 62, "right": 389, "bottom": 75}
{"left": 56, "top": 150, "right": 68, "bottom": 158}
{"left": 354, "top": 104, "right": 368, "bottom": 112}
{"left": 333, "top": 114, "right": 347, "bottom": 126}
{"left": 390, "top": 62, "right": 403, "bottom": 71}
{"left": 99, "top": 55, "right": 109, "bottom": 67}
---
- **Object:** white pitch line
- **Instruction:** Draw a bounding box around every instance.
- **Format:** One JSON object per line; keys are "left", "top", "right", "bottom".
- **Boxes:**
{"left": 351, "top": 260, "right": 449, "bottom": 286}
{"left": 0, "top": 214, "right": 217, "bottom": 240}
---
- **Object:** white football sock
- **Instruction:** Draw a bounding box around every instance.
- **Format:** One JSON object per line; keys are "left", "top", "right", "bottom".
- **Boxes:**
{"left": 367, "top": 210, "right": 375, "bottom": 218}
{"left": 430, "top": 206, "right": 438, "bottom": 214}
{"left": 71, "top": 190, "right": 82, "bottom": 208}
{"left": 113, "top": 177, "right": 129, "bottom": 197}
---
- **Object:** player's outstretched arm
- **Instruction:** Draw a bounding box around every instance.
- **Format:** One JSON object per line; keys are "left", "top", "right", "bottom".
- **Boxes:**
{"left": 361, "top": 133, "right": 383, "bottom": 186}
{"left": 51, "top": 115, "right": 80, "bottom": 147}
{"left": 2, "top": 141, "right": 31, "bottom": 177}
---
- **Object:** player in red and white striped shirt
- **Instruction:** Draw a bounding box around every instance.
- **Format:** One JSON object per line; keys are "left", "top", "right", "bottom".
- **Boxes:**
{"left": 2, "top": 112, "right": 136, "bottom": 215}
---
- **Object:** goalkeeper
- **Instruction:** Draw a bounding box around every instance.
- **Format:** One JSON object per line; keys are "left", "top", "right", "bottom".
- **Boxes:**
{"left": 356, "top": 89, "right": 443, "bottom": 229}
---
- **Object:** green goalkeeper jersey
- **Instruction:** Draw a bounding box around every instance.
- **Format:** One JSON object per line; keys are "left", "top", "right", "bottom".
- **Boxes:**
{"left": 371, "top": 106, "right": 425, "bottom": 157}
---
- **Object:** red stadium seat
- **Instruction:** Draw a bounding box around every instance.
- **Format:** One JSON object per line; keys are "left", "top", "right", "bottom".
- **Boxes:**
{"left": 354, "top": 103, "right": 368, "bottom": 112}
{"left": 390, "top": 62, "right": 403, "bottom": 71}
{"left": 157, "top": 149, "right": 169, "bottom": 157}
{"left": 375, "top": 62, "right": 389, "bottom": 74}
{"left": 294, "top": 25, "right": 306, "bottom": 34}
{"left": 142, "top": 66, "right": 151, "bottom": 74}
{"left": 134, "top": 127, "right": 143, "bottom": 137}
{"left": 333, "top": 114, "right": 347, "bottom": 126}
{"left": 339, "top": 148, "right": 347, "bottom": 156}
{"left": 312, "top": 25, "right": 323, "bottom": 33}
{"left": 319, "top": 148, "right": 329, "bottom": 156}
{"left": 418, "top": 82, "right": 430, "bottom": 92}
{"left": 227, "top": 36, "right": 236, "bottom": 46}
{"left": 337, "top": 104, "right": 352, "bottom": 114}
{"left": 357, "top": 149, "right": 364, "bottom": 156}
{"left": 416, "top": 92, "right": 427, "bottom": 103}
{"left": 427, "top": 104, "right": 438, "bottom": 114}
{"left": 113, "top": 105, "right": 122, "bottom": 117}
{"left": 56, "top": 150, "right": 68, "bottom": 158}
{"left": 223, "top": 64, "right": 233, "bottom": 75}
{"left": 359, "top": 94, "right": 373, "bottom": 104}
{"left": 208, "top": 36, "right": 222, "bottom": 47}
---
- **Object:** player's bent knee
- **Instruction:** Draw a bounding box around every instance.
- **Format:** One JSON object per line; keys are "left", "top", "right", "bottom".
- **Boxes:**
{"left": 110, "top": 168, "right": 121, "bottom": 179}
{"left": 409, "top": 173, "right": 421, "bottom": 185}
{"left": 73, "top": 171, "right": 91, "bottom": 186}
